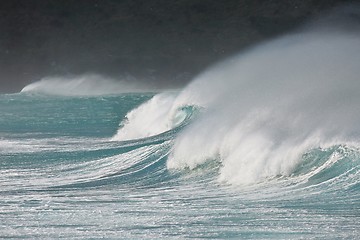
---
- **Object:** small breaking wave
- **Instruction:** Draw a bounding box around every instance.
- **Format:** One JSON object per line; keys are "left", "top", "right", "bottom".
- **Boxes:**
{"left": 21, "top": 74, "right": 155, "bottom": 96}
{"left": 111, "top": 92, "right": 199, "bottom": 141}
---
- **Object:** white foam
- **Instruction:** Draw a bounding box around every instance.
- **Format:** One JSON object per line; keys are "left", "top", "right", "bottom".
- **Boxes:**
{"left": 105, "top": 11, "right": 360, "bottom": 185}
{"left": 167, "top": 29, "right": 360, "bottom": 185}
{"left": 21, "top": 74, "right": 153, "bottom": 96}
{"left": 111, "top": 93, "right": 178, "bottom": 141}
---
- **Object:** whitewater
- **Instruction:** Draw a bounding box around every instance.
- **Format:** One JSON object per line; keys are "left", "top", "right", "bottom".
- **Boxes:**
{"left": 1, "top": 19, "right": 360, "bottom": 239}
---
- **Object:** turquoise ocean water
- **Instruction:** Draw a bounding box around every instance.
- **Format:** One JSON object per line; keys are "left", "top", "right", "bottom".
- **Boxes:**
{"left": 1, "top": 28, "right": 360, "bottom": 239}
{"left": 0, "top": 92, "right": 359, "bottom": 239}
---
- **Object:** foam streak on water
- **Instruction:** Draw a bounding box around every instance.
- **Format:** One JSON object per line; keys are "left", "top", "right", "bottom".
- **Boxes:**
{"left": 1, "top": 9, "right": 360, "bottom": 239}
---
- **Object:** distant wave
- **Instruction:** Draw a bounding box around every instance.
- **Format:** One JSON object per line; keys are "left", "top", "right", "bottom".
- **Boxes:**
{"left": 21, "top": 74, "right": 156, "bottom": 96}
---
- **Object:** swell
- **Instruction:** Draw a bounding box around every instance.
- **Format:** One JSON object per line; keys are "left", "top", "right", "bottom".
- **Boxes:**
{"left": 51, "top": 109, "right": 197, "bottom": 189}
{"left": 0, "top": 92, "right": 196, "bottom": 191}
{"left": 0, "top": 140, "right": 172, "bottom": 192}
{"left": 4, "top": 8, "right": 360, "bottom": 194}
{"left": 2, "top": 96, "right": 359, "bottom": 199}
{"left": 48, "top": 141, "right": 173, "bottom": 190}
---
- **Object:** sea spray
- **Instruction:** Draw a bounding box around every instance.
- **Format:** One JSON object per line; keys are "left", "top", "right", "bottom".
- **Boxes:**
{"left": 111, "top": 92, "right": 199, "bottom": 141}
{"left": 110, "top": 29, "right": 360, "bottom": 185}
{"left": 167, "top": 29, "right": 360, "bottom": 185}
{"left": 1, "top": 7, "right": 359, "bottom": 239}
{"left": 112, "top": 93, "right": 177, "bottom": 140}
{"left": 1, "top": 87, "right": 359, "bottom": 239}
{"left": 21, "top": 74, "right": 155, "bottom": 96}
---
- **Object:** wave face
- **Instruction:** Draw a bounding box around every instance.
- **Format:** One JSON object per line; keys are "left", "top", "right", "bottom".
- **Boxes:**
{"left": 167, "top": 30, "right": 360, "bottom": 185}
{"left": 1, "top": 21, "right": 360, "bottom": 240}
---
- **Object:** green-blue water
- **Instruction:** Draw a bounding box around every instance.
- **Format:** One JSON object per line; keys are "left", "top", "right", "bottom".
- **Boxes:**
{"left": 0, "top": 93, "right": 359, "bottom": 239}
{"left": 2, "top": 25, "right": 360, "bottom": 238}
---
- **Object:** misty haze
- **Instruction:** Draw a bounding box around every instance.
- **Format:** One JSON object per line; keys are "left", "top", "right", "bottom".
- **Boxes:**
{"left": 0, "top": 1, "right": 359, "bottom": 239}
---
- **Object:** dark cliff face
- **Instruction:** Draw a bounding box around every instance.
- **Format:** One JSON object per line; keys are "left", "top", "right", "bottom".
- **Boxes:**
{"left": 0, "top": 0, "right": 355, "bottom": 92}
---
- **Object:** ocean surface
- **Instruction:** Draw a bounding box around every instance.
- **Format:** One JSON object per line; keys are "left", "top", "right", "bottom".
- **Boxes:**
{"left": 1, "top": 29, "right": 360, "bottom": 239}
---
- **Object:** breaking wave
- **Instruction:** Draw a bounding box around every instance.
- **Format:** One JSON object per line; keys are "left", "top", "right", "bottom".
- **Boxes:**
{"left": 112, "top": 23, "right": 360, "bottom": 186}
{"left": 21, "top": 74, "right": 155, "bottom": 96}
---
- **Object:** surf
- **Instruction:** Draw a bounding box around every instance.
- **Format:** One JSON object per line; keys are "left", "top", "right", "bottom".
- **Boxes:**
{"left": 20, "top": 74, "right": 157, "bottom": 96}
{"left": 1, "top": 5, "right": 360, "bottom": 240}
{"left": 110, "top": 14, "right": 360, "bottom": 186}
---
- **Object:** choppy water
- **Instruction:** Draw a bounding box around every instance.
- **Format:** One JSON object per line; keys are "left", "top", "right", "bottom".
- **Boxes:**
{"left": 1, "top": 23, "right": 360, "bottom": 239}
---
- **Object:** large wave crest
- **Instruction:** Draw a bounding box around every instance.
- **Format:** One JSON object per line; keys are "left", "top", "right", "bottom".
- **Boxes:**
{"left": 168, "top": 31, "right": 360, "bottom": 185}
{"left": 112, "top": 10, "right": 360, "bottom": 185}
